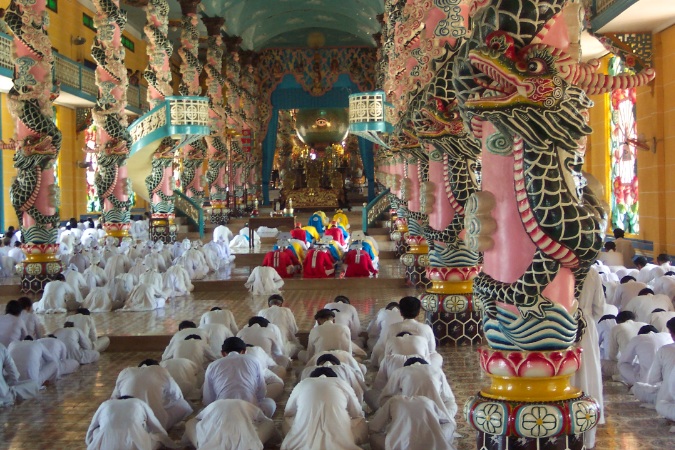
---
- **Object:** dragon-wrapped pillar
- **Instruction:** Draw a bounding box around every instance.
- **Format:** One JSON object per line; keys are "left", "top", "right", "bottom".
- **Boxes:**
{"left": 177, "top": 0, "right": 207, "bottom": 206}
{"left": 390, "top": 159, "right": 410, "bottom": 257}
{"left": 91, "top": 0, "right": 132, "bottom": 245}
{"left": 400, "top": 157, "right": 431, "bottom": 289}
{"left": 454, "top": 1, "right": 655, "bottom": 448}
{"left": 143, "top": 0, "right": 176, "bottom": 243}
{"left": 6, "top": 0, "right": 64, "bottom": 293}
{"left": 202, "top": 18, "right": 229, "bottom": 225}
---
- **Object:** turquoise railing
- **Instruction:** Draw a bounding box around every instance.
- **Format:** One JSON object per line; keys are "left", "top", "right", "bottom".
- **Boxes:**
{"left": 174, "top": 190, "right": 204, "bottom": 239}
{"left": 362, "top": 188, "right": 390, "bottom": 233}
{"left": 591, "top": 0, "right": 638, "bottom": 30}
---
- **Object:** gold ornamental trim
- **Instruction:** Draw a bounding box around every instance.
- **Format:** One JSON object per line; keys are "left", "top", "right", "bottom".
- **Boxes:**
{"left": 427, "top": 279, "right": 474, "bottom": 294}
{"left": 481, "top": 374, "right": 582, "bottom": 403}
{"left": 24, "top": 253, "right": 61, "bottom": 264}
{"left": 407, "top": 244, "right": 429, "bottom": 254}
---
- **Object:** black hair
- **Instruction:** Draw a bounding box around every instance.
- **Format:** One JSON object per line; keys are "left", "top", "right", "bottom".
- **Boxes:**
{"left": 268, "top": 294, "right": 284, "bottom": 306}
{"left": 667, "top": 318, "right": 675, "bottom": 334}
{"left": 334, "top": 295, "right": 350, "bottom": 304}
{"left": 613, "top": 228, "right": 625, "bottom": 239}
{"left": 604, "top": 241, "right": 616, "bottom": 251}
{"left": 666, "top": 271, "right": 675, "bottom": 276}
{"left": 77, "top": 307, "right": 91, "bottom": 315}
{"left": 5, "top": 300, "right": 22, "bottom": 316}
{"left": 396, "top": 331, "right": 413, "bottom": 337}
{"left": 185, "top": 334, "right": 202, "bottom": 340}
{"left": 638, "top": 325, "right": 659, "bottom": 335}
{"left": 316, "top": 354, "right": 341, "bottom": 366}
{"left": 55, "top": 274, "right": 66, "bottom": 282}
{"left": 399, "top": 296, "right": 421, "bottom": 319}
{"left": 179, "top": 320, "right": 197, "bottom": 330}
{"left": 385, "top": 302, "right": 399, "bottom": 310}
{"left": 634, "top": 256, "right": 648, "bottom": 268}
{"left": 17, "top": 297, "right": 32, "bottom": 310}
{"left": 64, "top": 321, "right": 75, "bottom": 328}
{"left": 657, "top": 254, "right": 671, "bottom": 264}
{"left": 314, "top": 309, "right": 336, "bottom": 321}
{"left": 404, "top": 357, "right": 429, "bottom": 366}
{"left": 620, "top": 276, "right": 636, "bottom": 284}
{"left": 47, "top": 334, "right": 57, "bottom": 338}
{"left": 598, "top": 315, "right": 616, "bottom": 323}
{"left": 118, "top": 395, "right": 135, "bottom": 400}
{"left": 248, "top": 316, "right": 270, "bottom": 328}
{"left": 210, "top": 307, "right": 222, "bottom": 311}
{"left": 23, "top": 336, "right": 33, "bottom": 341}
{"left": 652, "top": 308, "right": 666, "bottom": 314}
{"left": 309, "top": 367, "right": 338, "bottom": 378}
{"left": 138, "top": 359, "right": 159, "bottom": 367}
{"left": 222, "top": 337, "right": 246, "bottom": 353}
{"left": 616, "top": 311, "right": 636, "bottom": 324}
{"left": 638, "top": 288, "right": 654, "bottom": 296}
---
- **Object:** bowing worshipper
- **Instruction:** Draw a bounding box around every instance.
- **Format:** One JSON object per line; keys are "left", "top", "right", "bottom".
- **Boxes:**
{"left": 598, "top": 241, "right": 624, "bottom": 267}
{"left": 656, "top": 253, "right": 673, "bottom": 270}
{"left": 69, "top": 248, "right": 90, "bottom": 274}
{"left": 202, "top": 337, "right": 276, "bottom": 417}
{"left": 602, "top": 311, "right": 648, "bottom": 378}
{"left": 244, "top": 344, "right": 286, "bottom": 400}
{"left": 656, "top": 369, "right": 675, "bottom": 430}
{"left": 200, "top": 307, "right": 239, "bottom": 334}
{"left": 85, "top": 396, "right": 176, "bottom": 450}
{"left": 69, "top": 308, "right": 110, "bottom": 352}
{"left": 53, "top": 321, "right": 100, "bottom": 364}
{"left": 64, "top": 264, "right": 88, "bottom": 299}
{"left": 618, "top": 325, "right": 672, "bottom": 385}
{"left": 300, "top": 353, "right": 366, "bottom": 403}
{"left": 245, "top": 266, "right": 284, "bottom": 295}
{"left": 82, "top": 286, "right": 113, "bottom": 312}
{"left": 183, "top": 399, "right": 277, "bottom": 450}
{"left": 325, "top": 295, "right": 363, "bottom": 347}
{"left": 288, "top": 237, "right": 307, "bottom": 263}
{"left": 343, "top": 242, "right": 378, "bottom": 278}
{"left": 302, "top": 225, "right": 320, "bottom": 245}
{"left": 350, "top": 230, "right": 379, "bottom": 264}
{"left": 140, "top": 267, "right": 166, "bottom": 295}
{"left": 82, "top": 256, "right": 108, "bottom": 293}
{"left": 302, "top": 244, "right": 335, "bottom": 278}
{"left": 333, "top": 209, "right": 350, "bottom": 230}
{"left": 176, "top": 241, "right": 210, "bottom": 280}
{"left": 163, "top": 335, "right": 219, "bottom": 385}
{"left": 160, "top": 358, "right": 201, "bottom": 401}
{"left": 238, "top": 316, "right": 291, "bottom": 368}
{"left": 299, "top": 309, "right": 357, "bottom": 364}
{"left": 8, "top": 337, "right": 58, "bottom": 387}
{"left": 611, "top": 276, "right": 648, "bottom": 310}
{"left": 367, "top": 302, "right": 403, "bottom": 350}
{"left": 257, "top": 294, "right": 302, "bottom": 357}
{"left": 229, "top": 225, "right": 261, "bottom": 249}
{"left": 200, "top": 241, "right": 221, "bottom": 273}
{"left": 308, "top": 211, "right": 328, "bottom": 234}
{"left": 366, "top": 353, "right": 426, "bottom": 411}
{"left": 382, "top": 332, "right": 431, "bottom": 362}
{"left": 321, "top": 236, "right": 343, "bottom": 263}
{"left": 613, "top": 228, "right": 636, "bottom": 267}
{"left": 7, "top": 241, "right": 25, "bottom": 265}
{"left": 213, "top": 224, "right": 234, "bottom": 245}
{"left": 162, "top": 321, "right": 210, "bottom": 361}
{"left": 122, "top": 281, "right": 167, "bottom": 311}
{"left": 113, "top": 359, "right": 192, "bottom": 431}
{"left": 635, "top": 256, "right": 658, "bottom": 284}
{"left": 103, "top": 247, "right": 130, "bottom": 282}
{"left": 199, "top": 322, "right": 234, "bottom": 357}
{"left": 624, "top": 288, "right": 674, "bottom": 322}
{"left": 0, "top": 300, "right": 28, "bottom": 347}
{"left": 0, "top": 343, "right": 39, "bottom": 407}
{"left": 128, "top": 258, "right": 147, "bottom": 282}
{"left": 262, "top": 242, "right": 297, "bottom": 279}
{"left": 305, "top": 349, "right": 367, "bottom": 378}
{"left": 633, "top": 318, "right": 675, "bottom": 405}
{"left": 324, "top": 221, "right": 347, "bottom": 249}
{"left": 372, "top": 296, "right": 443, "bottom": 369}
{"left": 282, "top": 367, "right": 368, "bottom": 450}
{"left": 598, "top": 310, "right": 618, "bottom": 360}
{"left": 34, "top": 274, "right": 80, "bottom": 313}
{"left": 291, "top": 222, "right": 307, "bottom": 243}
{"left": 38, "top": 335, "right": 79, "bottom": 378}
{"left": 369, "top": 396, "right": 456, "bottom": 450}
{"left": 204, "top": 238, "right": 235, "bottom": 265}
{"left": 570, "top": 267, "right": 605, "bottom": 449}
{"left": 653, "top": 272, "right": 675, "bottom": 300}
{"left": 651, "top": 309, "right": 675, "bottom": 333}
{"left": 109, "top": 273, "right": 136, "bottom": 309}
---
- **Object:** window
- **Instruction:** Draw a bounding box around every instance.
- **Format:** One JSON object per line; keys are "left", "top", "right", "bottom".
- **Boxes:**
{"left": 608, "top": 56, "right": 639, "bottom": 234}
{"left": 121, "top": 35, "right": 135, "bottom": 52}
{"left": 83, "top": 13, "right": 96, "bottom": 32}
{"left": 46, "top": 0, "right": 57, "bottom": 13}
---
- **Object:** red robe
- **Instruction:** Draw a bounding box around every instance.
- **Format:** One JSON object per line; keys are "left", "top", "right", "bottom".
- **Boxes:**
{"left": 283, "top": 247, "right": 300, "bottom": 266}
{"left": 290, "top": 228, "right": 307, "bottom": 243}
{"left": 344, "top": 249, "right": 378, "bottom": 278}
{"left": 262, "top": 250, "right": 295, "bottom": 278}
{"left": 324, "top": 227, "right": 346, "bottom": 247}
{"left": 302, "top": 249, "right": 335, "bottom": 278}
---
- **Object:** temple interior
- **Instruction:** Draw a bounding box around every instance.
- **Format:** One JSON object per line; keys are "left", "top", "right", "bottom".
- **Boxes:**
{"left": 0, "top": 0, "right": 675, "bottom": 449}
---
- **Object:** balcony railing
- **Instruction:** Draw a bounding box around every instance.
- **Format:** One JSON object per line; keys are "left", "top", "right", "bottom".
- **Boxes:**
{"left": 362, "top": 188, "right": 390, "bottom": 233}
{"left": 591, "top": 0, "right": 639, "bottom": 30}
{"left": 0, "top": 32, "right": 147, "bottom": 114}
{"left": 174, "top": 189, "right": 204, "bottom": 239}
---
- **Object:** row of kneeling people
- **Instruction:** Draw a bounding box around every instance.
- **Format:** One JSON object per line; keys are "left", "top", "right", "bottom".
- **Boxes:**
{"left": 85, "top": 295, "right": 459, "bottom": 449}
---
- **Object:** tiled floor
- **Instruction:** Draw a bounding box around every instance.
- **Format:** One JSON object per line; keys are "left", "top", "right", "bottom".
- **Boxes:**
{"left": 1, "top": 268, "right": 675, "bottom": 449}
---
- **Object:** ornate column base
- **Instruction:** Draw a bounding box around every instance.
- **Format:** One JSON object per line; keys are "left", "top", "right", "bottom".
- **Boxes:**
{"left": 465, "top": 348, "right": 600, "bottom": 450}
{"left": 401, "top": 241, "right": 430, "bottom": 289}
{"left": 390, "top": 220, "right": 409, "bottom": 257}
{"left": 149, "top": 214, "right": 177, "bottom": 244}
{"left": 209, "top": 203, "right": 229, "bottom": 225}
{"left": 422, "top": 266, "right": 483, "bottom": 345}
{"left": 20, "top": 244, "right": 63, "bottom": 294}
{"left": 103, "top": 223, "right": 132, "bottom": 245}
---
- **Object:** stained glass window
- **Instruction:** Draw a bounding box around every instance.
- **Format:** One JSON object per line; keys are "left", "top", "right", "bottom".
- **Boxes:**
{"left": 608, "top": 56, "right": 639, "bottom": 234}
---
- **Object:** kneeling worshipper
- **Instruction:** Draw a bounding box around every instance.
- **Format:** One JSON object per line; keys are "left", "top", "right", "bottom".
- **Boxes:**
{"left": 366, "top": 353, "right": 426, "bottom": 411}
{"left": 651, "top": 309, "right": 675, "bottom": 333}
{"left": 19, "top": 297, "right": 46, "bottom": 339}
{"left": 0, "top": 300, "right": 28, "bottom": 347}
{"left": 63, "top": 264, "right": 87, "bottom": 299}
{"left": 109, "top": 273, "right": 136, "bottom": 309}
{"left": 324, "top": 221, "right": 347, "bottom": 249}
{"left": 282, "top": 367, "right": 367, "bottom": 450}
{"left": 367, "top": 302, "right": 403, "bottom": 349}
{"left": 122, "top": 282, "right": 167, "bottom": 311}
{"left": 82, "top": 286, "right": 113, "bottom": 312}
{"left": 618, "top": 325, "right": 672, "bottom": 385}
{"left": 343, "top": 242, "right": 378, "bottom": 278}
{"left": 53, "top": 321, "right": 100, "bottom": 365}
{"left": 33, "top": 274, "right": 81, "bottom": 313}
{"left": 290, "top": 222, "right": 307, "bottom": 243}
{"left": 86, "top": 396, "right": 176, "bottom": 450}
{"left": 308, "top": 211, "right": 328, "bottom": 234}
{"left": 183, "top": 399, "right": 277, "bottom": 450}
{"left": 245, "top": 266, "right": 284, "bottom": 296}
{"left": 213, "top": 224, "right": 234, "bottom": 245}
{"left": 202, "top": 337, "right": 276, "bottom": 418}
{"left": 0, "top": 343, "right": 40, "bottom": 407}
{"left": 257, "top": 294, "right": 302, "bottom": 357}
{"left": 162, "top": 321, "right": 210, "bottom": 361}
{"left": 302, "top": 225, "right": 320, "bottom": 245}
{"left": 163, "top": 335, "right": 219, "bottom": 385}
{"left": 653, "top": 272, "right": 675, "bottom": 299}
{"left": 369, "top": 395, "right": 456, "bottom": 450}
{"left": 160, "top": 358, "right": 201, "bottom": 401}
{"left": 302, "top": 243, "right": 336, "bottom": 279}
{"left": 262, "top": 241, "right": 298, "bottom": 278}
{"left": 300, "top": 353, "right": 366, "bottom": 403}
{"left": 230, "top": 225, "right": 261, "bottom": 249}
{"left": 602, "top": 311, "right": 648, "bottom": 378}
{"left": 8, "top": 337, "right": 58, "bottom": 388}
{"left": 333, "top": 209, "right": 350, "bottom": 230}
{"left": 68, "top": 308, "right": 110, "bottom": 352}
{"left": 38, "top": 334, "right": 79, "bottom": 378}
{"left": 299, "top": 309, "right": 362, "bottom": 364}
{"left": 633, "top": 318, "right": 675, "bottom": 405}
{"left": 237, "top": 316, "right": 290, "bottom": 367}
{"left": 656, "top": 364, "right": 675, "bottom": 431}
{"left": 112, "top": 359, "right": 192, "bottom": 431}
{"left": 199, "top": 322, "right": 234, "bottom": 357}
{"left": 624, "top": 288, "right": 675, "bottom": 323}
{"left": 245, "top": 344, "right": 286, "bottom": 399}
{"left": 200, "top": 307, "right": 239, "bottom": 334}
{"left": 325, "top": 295, "right": 363, "bottom": 347}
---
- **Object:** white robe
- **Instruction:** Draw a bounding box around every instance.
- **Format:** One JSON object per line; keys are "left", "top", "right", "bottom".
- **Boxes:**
{"left": 633, "top": 343, "right": 675, "bottom": 404}
{"left": 163, "top": 264, "right": 194, "bottom": 298}
{"left": 34, "top": 281, "right": 79, "bottom": 313}
{"left": 83, "top": 265, "right": 108, "bottom": 293}
{"left": 123, "top": 284, "right": 166, "bottom": 311}
{"left": 83, "top": 287, "right": 113, "bottom": 313}
{"left": 213, "top": 225, "right": 234, "bottom": 245}
{"left": 69, "top": 313, "right": 110, "bottom": 352}
{"left": 64, "top": 268, "right": 88, "bottom": 299}
{"left": 258, "top": 305, "right": 302, "bottom": 356}
{"left": 86, "top": 398, "right": 176, "bottom": 450}
{"left": 367, "top": 308, "right": 403, "bottom": 348}
{"left": 112, "top": 365, "right": 192, "bottom": 430}
{"left": 38, "top": 337, "right": 79, "bottom": 378}
{"left": 282, "top": 377, "right": 367, "bottom": 450}
{"left": 369, "top": 396, "right": 455, "bottom": 450}
{"left": 20, "top": 311, "right": 46, "bottom": 339}
{"left": 160, "top": 358, "right": 201, "bottom": 400}
{"left": 0, "top": 343, "right": 39, "bottom": 407}
{"left": 109, "top": 273, "right": 136, "bottom": 309}
{"left": 183, "top": 399, "right": 275, "bottom": 450}
{"left": 200, "top": 309, "right": 239, "bottom": 335}
{"left": 372, "top": 319, "right": 442, "bottom": 368}
{"left": 104, "top": 253, "right": 130, "bottom": 281}
{"left": 301, "top": 322, "right": 354, "bottom": 364}
{"left": 52, "top": 327, "right": 100, "bottom": 364}
{"left": 656, "top": 363, "right": 675, "bottom": 421}
{"left": 325, "top": 302, "right": 361, "bottom": 341}
{"left": 162, "top": 328, "right": 211, "bottom": 361}
{"left": 199, "top": 323, "right": 234, "bottom": 356}
{"left": 166, "top": 339, "right": 219, "bottom": 374}
{"left": 8, "top": 340, "right": 58, "bottom": 386}
{"left": 619, "top": 332, "right": 673, "bottom": 384}
{"left": 624, "top": 294, "right": 674, "bottom": 323}
{"left": 651, "top": 311, "right": 675, "bottom": 333}
{"left": 653, "top": 275, "right": 675, "bottom": 300}
{"left": 245, "top": 266, "right": 284, "bottom": 295}
{"left": 301, "top": 363, "right": 365, "bottom": 402}
{"left": 237, "top": 323, "right": 289, "bottom": 365}
{"left": 0, "top": 314, "right": 28, "bottom": 347}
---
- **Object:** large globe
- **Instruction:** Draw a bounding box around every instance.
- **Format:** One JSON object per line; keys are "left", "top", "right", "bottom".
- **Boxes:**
{"left": 295, "top": 108, "right": 349, "bottom": 146}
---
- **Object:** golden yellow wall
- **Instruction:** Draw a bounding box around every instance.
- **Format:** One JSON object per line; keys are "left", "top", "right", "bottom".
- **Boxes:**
{"left": 1, "top": 92, "right": 19, "bottom": 229}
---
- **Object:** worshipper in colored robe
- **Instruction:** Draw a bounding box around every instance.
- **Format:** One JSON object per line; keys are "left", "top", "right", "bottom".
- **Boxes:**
{"left": 262, "top": 247, "right": 297, "bottom": 278}
{"left": 0, "top": 343, "right": 39, "bottom": 407}
{"left": 200, "top": 307, "right": 239, "bottom": 334}
{"left": 619, "top": 325, "right": 672, "bottom": 385}
{"left": 299, "top": 309, "right": 361, "bottom": 364}
{"left": 308, "top": 212, "right": 328, "bottom": 234}
{"left": 257, "top": 294, "right": 302, "bottom": 357}
{"left": 633, "top": 318, "right": 675, "bottom": 406}
{"left": 290, "top": 222, "right": 307, "bottom": 243}
{"left": 324, "top": 221, "right": 347, "bottom": 248}
{"left": 613, "top": 228, "right": 636, "bottom": 267}
{"left": 34, "top": 274, "right": 80, "bottom": 313}
{"left": 69, "top": 308, "right": 110, "bottom": 352}
{"left": 302, "top": 225, "right": 320, "bottom": 244}
{"left": 325, "top": 295, "right": 363, "bottom": 347}
{"left": 8, "top": 337, "right": 58, "bottom": 387}
{"left": 202, "top": 337, "right": 276, "bottom": 417}
{"left": 53, "top": 322, "right": 100, "bottom": 365}
{"left": 333, "top": 210, "right": 350, "bottom": 230}
{"left": 343, "top": 243, "right": 378, "bottom": 278}
{"left": 624, "top": 288, "right": 675, "bottom": 322}
{"left": 369, "top": 395, "right": 456, "bottom": 450}
{"left": 300, "top": 353, "right": 366, "bottom": 402}
{"left": 237, "top": 316, "right": 290, "bottom": 368}
{"left": 281, "top": 367, "right": 367, "bottom": 450}
{"left": 602, "top": 311, "right": 648, "bottom": 378}
{"left": 112, "top": 359, "right": 192, "bottom": 431}
{"left": 245, "top": 266, "right": 284, "bottom": 295}
{"left": 182, "top": 399, "right": 277, "bottom": 450}
{"left": 612, "top": 276, "right": 648, "bottom": 310}
{"left": 302, "top": 246, "right": 335, "bottom": 278}
{"left": 86, "top": 396, "right": 176, "bottom": 450}
{"left": 38, "top": 335, "right": 79, "bottom": 378}
{"left": 18, "top": 297, "right": 46, "bottom": 340}
{"left": 0, "top": 300, "right": 28, "bottom": 347}
{"left": 367, "top": 302, "right": 403, "bottom": 349}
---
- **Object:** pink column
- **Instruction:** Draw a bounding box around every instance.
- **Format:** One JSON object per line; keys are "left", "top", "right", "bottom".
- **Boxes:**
{"left": 428, "top": 159, "right": 453, "bottom": 230}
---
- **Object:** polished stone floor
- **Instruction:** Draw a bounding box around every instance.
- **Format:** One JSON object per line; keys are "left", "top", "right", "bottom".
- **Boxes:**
{"left": 1, "top": 282, "right": 675, "bottom": 449}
